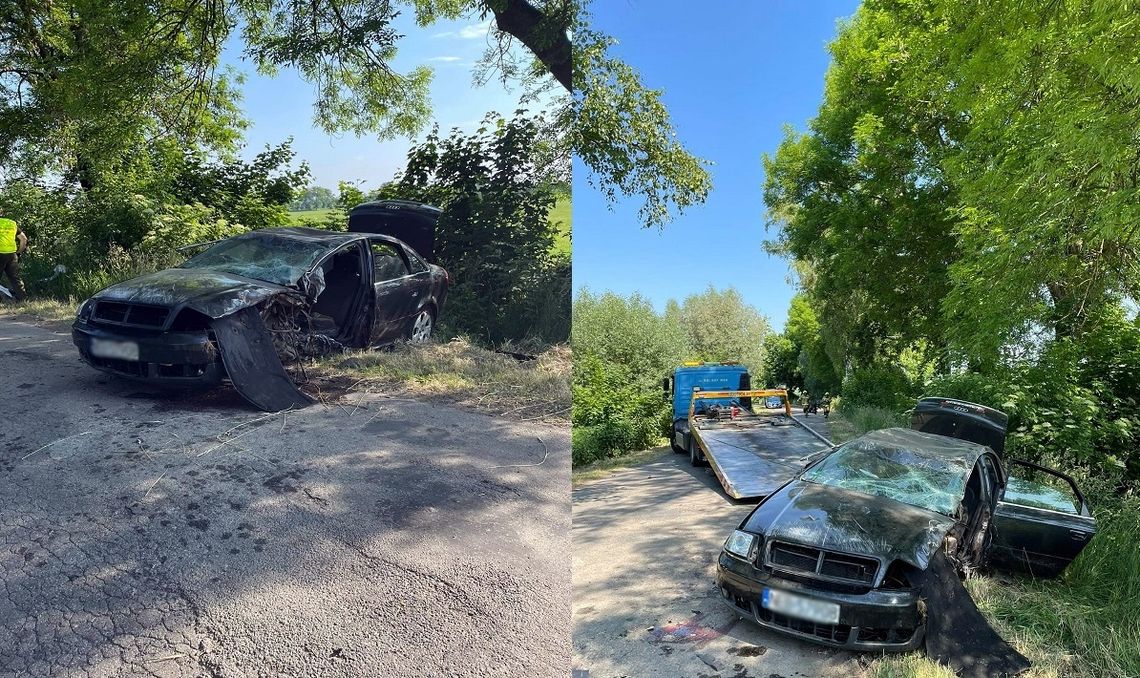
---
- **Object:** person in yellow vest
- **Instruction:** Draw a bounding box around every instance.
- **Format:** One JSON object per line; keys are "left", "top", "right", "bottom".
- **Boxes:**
{"left": 0, "top": 216, "right": 28, "bottom": 301}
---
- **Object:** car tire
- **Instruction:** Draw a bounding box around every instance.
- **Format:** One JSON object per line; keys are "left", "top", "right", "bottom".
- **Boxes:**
{"left": 671, "top": 425, "right": 686, "bottom": 453}
{"left": 689, "top": 438, "right": 704, "bottom": 467}
{"left": 408, "top": 308, "right": 434, "bottom": 344}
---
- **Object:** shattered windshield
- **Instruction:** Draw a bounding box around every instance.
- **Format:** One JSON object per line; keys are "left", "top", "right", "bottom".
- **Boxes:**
{"left": 802, "top": 436, "right": 970, "bottom": 516}
{"left": 180, "top": 235, "right": 329, "bottom": 286}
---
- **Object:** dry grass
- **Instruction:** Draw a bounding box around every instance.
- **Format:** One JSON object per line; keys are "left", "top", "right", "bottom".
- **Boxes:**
{"left": 0, "top": 297, "right": 78, "bottom": 326}
{"left": 309, "top": 338, "right": 571, "bottom": 423}
{"left": 571, "top": 445, "right": 672, "bottom": 486}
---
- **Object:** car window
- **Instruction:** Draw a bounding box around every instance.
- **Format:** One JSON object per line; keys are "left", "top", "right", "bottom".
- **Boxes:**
{"left": 801, "top": 436, "right": 971, "bottom": 516}
{"left": 404, "top": 247, "right": 428, "bottom": 273}
{"left": 371, "top": 241, "right": 410, "bottom": 282}
{"left": 181, "top": 234, "right": 331, "bottom": 286}
{"left": 1003, "top": 464, "right": 1081, "bottom": 514}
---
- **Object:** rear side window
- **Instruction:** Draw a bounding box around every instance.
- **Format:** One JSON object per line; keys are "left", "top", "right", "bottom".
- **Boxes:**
{"left": 371, "top": 241, "right": 409, "bottom": 281}
{"left": 404, "top": 247, "right": 428, "bottom": 273}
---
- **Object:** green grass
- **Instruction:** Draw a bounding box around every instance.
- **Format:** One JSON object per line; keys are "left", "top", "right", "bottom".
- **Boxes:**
{"left": 288, "top": 208, "right": 342, "bottom": 225}
{"left": 0, "top": 297, "right": 79, "bottom": 325}
{"left": 571, "top": 444, "right": 671, "bottom": 486}
{"left": 550, "top": 194, "right": 571, "bottom": 256}
{"left": 828, "top": 403, "right": 908, "bottom": 443}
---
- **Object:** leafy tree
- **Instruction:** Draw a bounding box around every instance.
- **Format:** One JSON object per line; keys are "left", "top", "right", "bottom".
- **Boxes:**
{"left": 763, "top": 0, "right": 1140, "bottom": 481}
{"left": 761, "top": 331, "right": 801, "bottom": 392}
{"left": 573, "top": 290, "right": 689, "bottom": 388}
{"left": 0, "top": 0, "right": 245, "bottom": 190}
{"left": 289, "top": 186, "right": 338, "bottom": 211}
{"left": 386, "top": 112, "right": 565, "bottom": 343}
{"left": 571, "top": 22, "right": 711, "bottom": 227}
{"left": 670, "top": 287, "right": 769, "bottom": 372}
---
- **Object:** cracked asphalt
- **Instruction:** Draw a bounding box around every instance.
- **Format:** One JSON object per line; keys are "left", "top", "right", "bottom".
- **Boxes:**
{"left": 572, "top": 416, "right": 865, "bottom": 678}
{"left": 0, "top": 319, "right": 570, "bottom": 677}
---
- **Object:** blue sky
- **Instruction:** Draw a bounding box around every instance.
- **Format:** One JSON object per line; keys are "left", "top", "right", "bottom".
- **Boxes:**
{"left": 572, "top": 1, "right": 860, "bottom": 331}
{"left": 222, "top": 11, "right": 543, "bottom": 191}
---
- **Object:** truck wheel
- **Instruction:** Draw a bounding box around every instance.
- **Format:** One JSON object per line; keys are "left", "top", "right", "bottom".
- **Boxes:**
{"left": 689, "top": 438, "right": 705, "bottom": 467}
{"left": 671, "top": 425, "right": 686, "bottom": 453}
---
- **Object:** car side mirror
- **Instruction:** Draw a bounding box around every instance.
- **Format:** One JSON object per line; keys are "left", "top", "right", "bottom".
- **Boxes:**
{"left": 662, "top": 377, "right": 670, "bottom": 397}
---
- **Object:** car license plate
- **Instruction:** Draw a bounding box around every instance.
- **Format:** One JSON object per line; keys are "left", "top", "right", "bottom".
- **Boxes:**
{"left": 90, "top": 338, "right": 140, "bottom": 361}
{"left": 761, "top": 587, "right": 840, "bottom": 625}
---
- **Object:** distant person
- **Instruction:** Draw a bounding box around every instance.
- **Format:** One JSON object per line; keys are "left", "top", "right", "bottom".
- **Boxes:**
{"left": 822, "top": 392, "right": 832, "bottom": 419}
{"left": 0, "top": 215, "right": 27, "bottom": 302}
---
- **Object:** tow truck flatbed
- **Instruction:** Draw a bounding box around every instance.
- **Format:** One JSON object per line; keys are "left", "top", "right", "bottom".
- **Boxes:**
{"left": 687, "top": 390, "right": 832, "bottom": 500}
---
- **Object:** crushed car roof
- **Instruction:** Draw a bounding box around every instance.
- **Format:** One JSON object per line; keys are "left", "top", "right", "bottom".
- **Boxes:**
{"left": 232, "top": 227, "right": 376, "bottom": 246}
{"left": 856, "top": 427, "right": 993, "bottom": 462}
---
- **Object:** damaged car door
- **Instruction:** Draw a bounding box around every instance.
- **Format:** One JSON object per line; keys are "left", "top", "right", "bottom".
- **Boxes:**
{"left": 368, "top": 238, "right": 431, "bottom": 344}
{"left": 987, "top": 459, "right": 1096, "bottom": 578}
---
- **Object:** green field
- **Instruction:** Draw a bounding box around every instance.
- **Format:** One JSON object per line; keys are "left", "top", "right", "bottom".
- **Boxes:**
{"left": 549, "top": 195, "right": 571, "bottom": 256}
{"left": 288, "top": 208, "right": 341, "bottom": 224}
{"left": 287, "top": 196, "right": 571, "bottom": 256}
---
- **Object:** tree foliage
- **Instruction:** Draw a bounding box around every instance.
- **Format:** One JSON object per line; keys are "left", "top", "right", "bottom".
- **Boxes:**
{"left": 572, "top": 22, "right": 711, "bottom": 227}
{"left": 384, "top": 112, "right": 567, "bottom": 344}
{"left": 571, "top": 287, "right": 771, "bottom": 465}
{"left": 289, "top": 186, "right": 338, "bottom": 211}
{"left": 763, "top": 0, "right": 1140, "bottom": 481}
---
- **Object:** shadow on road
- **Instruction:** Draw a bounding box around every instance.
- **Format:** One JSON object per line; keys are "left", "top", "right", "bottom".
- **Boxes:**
{"left": 0, "top": 320, "right": 571, "bottom": 677}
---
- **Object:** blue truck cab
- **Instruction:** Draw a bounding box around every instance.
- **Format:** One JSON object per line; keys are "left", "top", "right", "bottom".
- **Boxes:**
{"left": 663, "top": 362, "right": 751, "bottom": 453}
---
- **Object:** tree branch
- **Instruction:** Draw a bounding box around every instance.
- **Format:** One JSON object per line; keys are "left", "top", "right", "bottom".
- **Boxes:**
{"left": 487, "top": 0, "right": 571, "bottom": 92}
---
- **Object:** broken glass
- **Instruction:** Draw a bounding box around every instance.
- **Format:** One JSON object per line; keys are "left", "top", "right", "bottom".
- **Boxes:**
{"left": 1003, "top": 476, "right": 1080, "bottom": 514}
{"left": 801, "top": 429, "right": 974, "bottom": 516}
{"left": 181, "top": 234, "right": 332, "bottom": 286}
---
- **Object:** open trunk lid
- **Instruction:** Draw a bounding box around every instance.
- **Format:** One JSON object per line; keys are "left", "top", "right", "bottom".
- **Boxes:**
{"left": 910, "top": 397, "right": 1008, "bottom": 455}
{"left": 347, "top": 199, "right": 442, "bottom": 262}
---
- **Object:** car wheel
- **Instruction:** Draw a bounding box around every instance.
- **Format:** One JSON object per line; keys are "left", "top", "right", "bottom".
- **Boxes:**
{"left": 409, "top": 309, "right": 434, "bottom": 343}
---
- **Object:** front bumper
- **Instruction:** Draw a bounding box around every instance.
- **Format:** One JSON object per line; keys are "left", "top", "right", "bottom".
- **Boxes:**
{"left": 72, "top": 320, "right": 224, "bottom": 388}
{"left": 716, "top": 552, "right": 925, "bottom": 652}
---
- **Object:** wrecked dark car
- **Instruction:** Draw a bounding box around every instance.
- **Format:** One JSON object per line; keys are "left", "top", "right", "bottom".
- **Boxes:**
{"left": 715, "top": 399, "right": 1095, "bottom": 672}
{"left": 72, "top": 227, "right": 449, "bottom": 411}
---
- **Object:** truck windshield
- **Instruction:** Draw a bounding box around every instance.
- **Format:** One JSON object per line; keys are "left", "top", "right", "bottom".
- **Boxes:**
{"left": 181, "top": 235, "right": 329, "bottom": 286}
{"left": 801, "top": 437, "right": 970, "bottom": 516}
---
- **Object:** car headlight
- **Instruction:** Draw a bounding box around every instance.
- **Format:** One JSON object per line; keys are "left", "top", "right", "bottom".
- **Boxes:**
{"left": 724, "top": 530, "right": 758, "bottom": 561}
{"left": 76, "top": 299, "right": 95, "bottom": 321}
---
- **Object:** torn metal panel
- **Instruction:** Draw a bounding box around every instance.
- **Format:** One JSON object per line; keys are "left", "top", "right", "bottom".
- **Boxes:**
{"left": 921, "top": 550, "right": 1031, "bottom": 677}
{"left": 211, "top": 306, "right": 315, "bottom": 412}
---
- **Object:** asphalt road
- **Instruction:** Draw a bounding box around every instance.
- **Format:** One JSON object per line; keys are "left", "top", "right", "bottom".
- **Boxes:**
{"left": 0, "top": 319, "right": 570, "bottom": 677}
{"left": 572, "top": 415, "right": 866, "bottom": 678}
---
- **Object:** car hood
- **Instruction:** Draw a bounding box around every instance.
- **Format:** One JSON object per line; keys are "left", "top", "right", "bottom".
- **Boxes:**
{"left": 741, "top": 481, "right": 956, "bottom": 571}
{"left": 92, "top": 268, "right": 292, "bottom": 319}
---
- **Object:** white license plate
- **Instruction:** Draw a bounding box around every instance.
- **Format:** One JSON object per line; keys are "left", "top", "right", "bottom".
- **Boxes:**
{"left": 762, "top": 587, "right": 840, "bottom": 625}
{"left": 90, "top": 338, "right": 140, "bottom": 361}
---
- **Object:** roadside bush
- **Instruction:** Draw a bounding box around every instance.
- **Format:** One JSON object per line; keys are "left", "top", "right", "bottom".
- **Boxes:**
{"left": 2, "top": 141, "right": 307, "bottom": 302}
{"left": 840, "top": 364, "right": 919, "bottom": 412}
{"left": 573, "top": 417, "right": 662, "bottom": 467}
{"left": 571, "top": 351, "right": 669, "bottom": 467}
{"left": 386, "top": 113, "right": 564, "bottom": 345}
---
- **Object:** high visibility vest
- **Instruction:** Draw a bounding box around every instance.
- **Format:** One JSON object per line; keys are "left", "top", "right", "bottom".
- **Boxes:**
{"left": 0, "top": 218, "right": 17, "bottom": 255}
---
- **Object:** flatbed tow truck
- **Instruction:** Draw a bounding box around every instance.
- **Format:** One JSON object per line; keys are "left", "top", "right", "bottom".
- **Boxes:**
{"left": 684, "top": 388, "right": 833, "bottom": 500}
